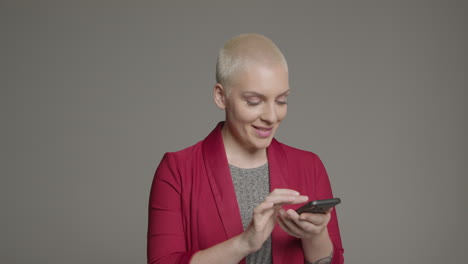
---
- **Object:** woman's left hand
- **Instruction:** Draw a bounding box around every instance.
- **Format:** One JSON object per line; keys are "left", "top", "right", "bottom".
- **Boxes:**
{"left": 276, "top": 207, "right": 332, "bottom": 239}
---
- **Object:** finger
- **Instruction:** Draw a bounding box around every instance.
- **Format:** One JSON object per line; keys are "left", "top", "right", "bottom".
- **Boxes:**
{"left": 253, "top": 201, "right": 274, "bottom": 214}
{"left": 265, "top": 194, "right": 309, "bottom": 205}
{"left": 286, "top": 208, "right": 301, "bottom": 219}
{"left": 286, "top": 209, "right": 315, "bottom": 229}
{"left": 277, "top": 213, "right": 300, "bottom": 238}
{"left": 278, "top": 209, "right": 304, "bottom": 236}
{"left": 287, "top": 209, "right": 326, "bottom": 234}
{"left": 298, "top": 211, "right": 329, "bottom": 226}
{"left": 277, "top": 215, "right": 291, "bottom": 234}
{"left": 270, "top": 189, "right": 301, "bottom": 196}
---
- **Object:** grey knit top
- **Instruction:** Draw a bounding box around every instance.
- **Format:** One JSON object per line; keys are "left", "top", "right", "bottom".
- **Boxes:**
{"left": 229, "top": 163, "right": 271, "bottom": 264}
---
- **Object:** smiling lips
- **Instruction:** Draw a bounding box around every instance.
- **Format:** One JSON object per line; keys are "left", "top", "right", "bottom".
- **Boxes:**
{"left": 253, "top": 125, "right": 273, "bottom": 138}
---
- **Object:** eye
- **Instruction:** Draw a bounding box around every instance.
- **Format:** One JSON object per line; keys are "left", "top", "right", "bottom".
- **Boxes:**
{"left": 246, "top": 100, "right": 261, "bottom": 106}
{"left": 245, "top": 96, "right": 262, "bottom": 106}
{"left": 276, "top": 95, "right": 288, "bottom": 105}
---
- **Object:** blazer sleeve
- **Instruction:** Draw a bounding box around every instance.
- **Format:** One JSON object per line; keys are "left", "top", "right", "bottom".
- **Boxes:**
{"left": 313, "top": 155, "right": 344, "bottom": 264}
{"left": 147, "top": 153, "right": 199, "bottom": 264}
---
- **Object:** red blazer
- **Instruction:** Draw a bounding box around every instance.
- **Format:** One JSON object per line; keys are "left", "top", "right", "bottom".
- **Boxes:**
{"left": 148, "top": 122, "right": 344, "bottom": 264}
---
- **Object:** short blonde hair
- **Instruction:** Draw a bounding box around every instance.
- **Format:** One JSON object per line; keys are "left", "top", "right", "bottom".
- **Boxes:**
{"left": 216, "top": 34, "right": 288, "bottom": 90}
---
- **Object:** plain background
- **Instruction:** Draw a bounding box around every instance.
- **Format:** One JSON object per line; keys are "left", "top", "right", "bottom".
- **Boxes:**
{"left": 2, "top": 1, "right": 467, "bottom": 263}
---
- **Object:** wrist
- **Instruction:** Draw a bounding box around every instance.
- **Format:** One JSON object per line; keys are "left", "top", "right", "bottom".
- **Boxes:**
{"left": 301, "top": 227, "right": 330, "bottom": 246}
{"left": 236, "top": 232, "right": 257, "bottom": 255}
{"left": 301, "top": 228, "right": 333, "bottom": 263}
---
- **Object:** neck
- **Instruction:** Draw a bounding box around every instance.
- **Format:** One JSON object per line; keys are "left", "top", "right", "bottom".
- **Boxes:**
{"left": 221, "top": 124, "right": 268, "bottom": 168}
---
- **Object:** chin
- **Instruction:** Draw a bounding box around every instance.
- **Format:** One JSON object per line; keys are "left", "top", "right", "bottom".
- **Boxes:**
{"left": 252, "top": 138, "right": 274, "bottom": 150}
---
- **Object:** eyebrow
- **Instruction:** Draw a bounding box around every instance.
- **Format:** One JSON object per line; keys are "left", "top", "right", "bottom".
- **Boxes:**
{"left": 242, "top": 90, "right": 291, "bottom": 98}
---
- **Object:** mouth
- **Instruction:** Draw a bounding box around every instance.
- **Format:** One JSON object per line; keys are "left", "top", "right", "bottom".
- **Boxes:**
{"left": 253, "top": 125, "right": 273, "bottom": 131}
{"left": 252, "top": 125, "right": 274, "bottom": 138}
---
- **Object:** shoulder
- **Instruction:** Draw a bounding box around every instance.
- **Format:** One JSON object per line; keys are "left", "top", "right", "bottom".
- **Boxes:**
{"left": 161, "top": 140, "right": 204, "bottom": 165}
{"left": 162, "top": 121, "right": 223, "bottom": 163}
{"left": 273, "top": 139, "right": 322, "bottom": 164}
{"left": 154, "top": 140, "right": 204, "bottom": 187}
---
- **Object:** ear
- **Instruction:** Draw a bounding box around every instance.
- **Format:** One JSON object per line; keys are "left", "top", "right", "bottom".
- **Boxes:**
{"left": 213, "top": 83, "right": 227, "bottom": 110}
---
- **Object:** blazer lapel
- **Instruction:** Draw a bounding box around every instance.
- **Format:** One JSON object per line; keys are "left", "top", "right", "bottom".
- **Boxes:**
{"left": 202, "top": 122, "right": 244, "bottom": 239}
{"left": 202, "top": 123, "right": 293, "bottom": 263}
{"left": 267, "top": 139, "right": 292, "bottom": 264}
{"left": 267, "top": 138, "right": 289, "bottom": 191}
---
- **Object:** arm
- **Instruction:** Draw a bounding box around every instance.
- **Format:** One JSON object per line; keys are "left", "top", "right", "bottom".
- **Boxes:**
{"left": 148, "top": 157, "right": 308, "bottom": 264}
{"left": 300, "top": 214, "right": 334, "bottom": 264}
{"left": 147, "top": 153, "right": 194, "bottom": 264}
{"left": 313, "top": 155, "right": 344, "bottom": 264}
{"left": 305, "top": 249, "right": 333, "bottom": 264}
{"left": 276, "top": 154, "right": 344, "bottom": 264}
{"left": 189, "top": 233, "right": 250, "bottom": 264}
{"left": 191, "top": 189, "right": 308, "bottom": 264}
{"left": 277, "top": 208, "right": 333, "bottom": 263}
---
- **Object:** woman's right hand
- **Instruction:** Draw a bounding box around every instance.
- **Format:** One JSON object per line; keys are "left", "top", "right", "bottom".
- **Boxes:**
{"left": 190, "top": 189, "right": 308, "bottom": 264}
{"left": 240, "top": 189, "right": 308, "bottom": 253}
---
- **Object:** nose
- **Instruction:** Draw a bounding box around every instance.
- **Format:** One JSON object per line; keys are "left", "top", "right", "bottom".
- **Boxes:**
{"left": 260, "top": 102, "right": 278, "bottom": 124}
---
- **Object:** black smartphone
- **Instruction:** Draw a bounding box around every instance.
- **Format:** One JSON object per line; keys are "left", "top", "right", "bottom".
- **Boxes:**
{"left": 296, "top": 198, "right": 341, "bottom": 214}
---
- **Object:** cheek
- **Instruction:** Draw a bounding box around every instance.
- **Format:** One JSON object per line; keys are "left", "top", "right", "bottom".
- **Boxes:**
{"left": 277, "top": 107, "right": 288, "bottom": 121}
{"left": 234, "top": 106, "right": 262, "bottom": 121}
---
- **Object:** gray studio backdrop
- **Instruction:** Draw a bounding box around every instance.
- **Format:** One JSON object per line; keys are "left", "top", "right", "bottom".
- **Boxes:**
{"left": 2, "top": 1, "right": 467, "bottom": 263}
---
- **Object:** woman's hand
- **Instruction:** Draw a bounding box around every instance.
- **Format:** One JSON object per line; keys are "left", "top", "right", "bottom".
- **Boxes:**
{"left": 277, "top": 208, "right": 334, "bottom": 263}
{"left": 191, "top": 189, "right": 308, "bottom": 264}
{"left": 240, "top": 189, "right": 308, "bottom": 253}
{"left": 277, "top": 207, "right": 332, "bottom": 240}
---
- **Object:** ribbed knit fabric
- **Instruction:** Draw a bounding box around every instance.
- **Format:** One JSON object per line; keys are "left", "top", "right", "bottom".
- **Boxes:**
{"left": 229, "top": 163, "right": 271, "bottom": 264}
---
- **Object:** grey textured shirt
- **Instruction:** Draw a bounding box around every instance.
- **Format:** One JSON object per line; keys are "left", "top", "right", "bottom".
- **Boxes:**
{"left": 229, "top": 163, "right": 271, "bottom": 264}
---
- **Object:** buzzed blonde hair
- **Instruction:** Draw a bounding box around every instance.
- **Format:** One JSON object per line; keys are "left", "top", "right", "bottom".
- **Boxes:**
{"left": 216, "top": 33, "right": 288, "bottom": 90}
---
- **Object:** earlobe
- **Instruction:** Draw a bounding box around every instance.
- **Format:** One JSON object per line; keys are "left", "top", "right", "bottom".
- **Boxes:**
{"left": 213, "top": 83, "right": 226, "bottom": 110}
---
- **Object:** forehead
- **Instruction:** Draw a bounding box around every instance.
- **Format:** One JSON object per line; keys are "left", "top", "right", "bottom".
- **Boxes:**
{"left": 229, "top": 62, "right": 289, "bottom": 94}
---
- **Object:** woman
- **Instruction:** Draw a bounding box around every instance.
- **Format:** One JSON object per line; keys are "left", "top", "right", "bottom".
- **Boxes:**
{"left": 147, "top": 34, "right": 344, "bottom": 264}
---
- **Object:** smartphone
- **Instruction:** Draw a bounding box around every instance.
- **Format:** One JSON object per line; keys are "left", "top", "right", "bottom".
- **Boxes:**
{"left": 296, "top": 198, "right": 341, "bottom": 214}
